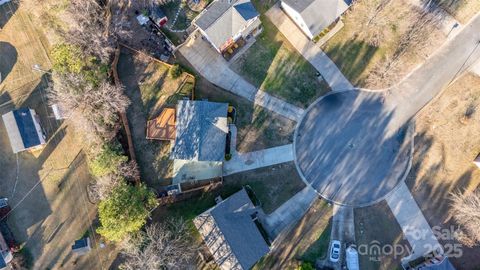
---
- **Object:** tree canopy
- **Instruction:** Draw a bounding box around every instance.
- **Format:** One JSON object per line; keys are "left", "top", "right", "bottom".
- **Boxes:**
{"left": 97, "top": 183, "right": 158, "bottom": 242}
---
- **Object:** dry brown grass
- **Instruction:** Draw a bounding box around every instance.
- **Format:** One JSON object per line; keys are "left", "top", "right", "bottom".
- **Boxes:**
{"left": 322, "top": 0, "right": 446, "bottom": 89}
{"left": 406, "top": 73, "right": 480, "bottom": 269}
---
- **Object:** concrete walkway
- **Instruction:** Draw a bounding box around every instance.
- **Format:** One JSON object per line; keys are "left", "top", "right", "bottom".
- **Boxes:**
{"left": 178, "top": 31, "right": 304, "bottom": 121}
{"left": 471, "top": 59, "right": 480, "bottom": 76}
{"left": 265, "top": 3, "right": 354, "bottom": 92}
{"left": 386, "top": 182, "right": 443, "bottom": 261}
{"left": 261, "top": 186, "right": 318, "bottom": 238}
{"left": 223, "top": 144, "right": 294, "bottom": 176}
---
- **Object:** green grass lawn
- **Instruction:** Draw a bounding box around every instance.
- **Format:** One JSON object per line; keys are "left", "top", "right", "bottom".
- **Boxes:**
{"left": 231, "top": 15, "right": 330, "bottom": 108}
{"left": 300, "top": 221, "right": 332, "bottom": 263}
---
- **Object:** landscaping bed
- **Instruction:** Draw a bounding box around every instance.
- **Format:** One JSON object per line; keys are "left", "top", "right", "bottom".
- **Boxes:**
{"left": 230, "top": 13, "right": 330, "bottom": 108}
{"left": 117, "top": 49, "right": 194, "bottom": 190}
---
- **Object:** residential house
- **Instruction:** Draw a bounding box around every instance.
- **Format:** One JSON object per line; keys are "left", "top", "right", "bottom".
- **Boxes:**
{"left": 281, "top": 0, "right": 351, "bottom": 39}
{"left": 194, "top": 188, "right": 270, "bottom": 270}
{"left": 171, "top": 100, "right": 229, "bottom": 184}
{"left": 193, "top": 0, "right": 262, "bottom": 54}
{"left": 2, "top": 108, "right": 46, "bottom": 154}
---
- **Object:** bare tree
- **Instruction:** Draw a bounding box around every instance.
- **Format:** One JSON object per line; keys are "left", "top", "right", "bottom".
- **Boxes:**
{"left": 121, "top": 219, "right": 196, "bottom": 270}
{"left": 450, "top": 190, "right": 480, "bottom": 247}
{"left": 348, "top": 0, "right": 398, "bottom": 46}
{"left": 65, "top": 0, "right": 115, "bottom": 63}
{"left": 48, "top": 72, "right": 130, "bottom": 140}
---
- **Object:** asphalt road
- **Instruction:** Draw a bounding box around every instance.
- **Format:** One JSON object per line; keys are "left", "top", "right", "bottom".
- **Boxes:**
{"left": 295, "top": 14, "right": 480, "bottom": 206}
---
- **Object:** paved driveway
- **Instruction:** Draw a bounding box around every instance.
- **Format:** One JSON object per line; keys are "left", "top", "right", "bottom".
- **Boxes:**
{"left": 177, "top": 31, "right": 304, "bottom": 121}
{"left": 266, "top": 3, "right": 353, "bottom": 92}
{"left": 294, "top": 14, "right": 480, "bottom": 206}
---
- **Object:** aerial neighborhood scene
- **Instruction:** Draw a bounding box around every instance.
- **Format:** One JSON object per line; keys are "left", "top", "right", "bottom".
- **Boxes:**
{"left": 1, "top": 0, "right": 480, "bottom": 269}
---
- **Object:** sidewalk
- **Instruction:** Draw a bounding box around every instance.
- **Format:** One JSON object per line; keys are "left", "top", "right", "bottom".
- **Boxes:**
{"left": 386, "top": 182, "right": 442, "bottom": 261}
{"left": 262, "top": 186, "right": 318, "bottom": 238}
{"left": 178, "top": 31, "right": 304, "bottom": 121}
{"left": 223, "top": 144, "right": 294, "bottom": 176}
{"left": 266, "top": 3, "right": 354, "bottom": 92}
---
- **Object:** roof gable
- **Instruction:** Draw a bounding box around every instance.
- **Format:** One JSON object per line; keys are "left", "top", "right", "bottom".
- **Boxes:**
{"left": 194, "top": 189, "right": 269, "bottom": 270}
{"left": 194, "top": 0, "right": 259, "bottom": 49}
{"left": 283, "top": 0, "right": 350, "bottom": 37}
{"left": 172, "top": 100, "right": 228, "bottom": 161}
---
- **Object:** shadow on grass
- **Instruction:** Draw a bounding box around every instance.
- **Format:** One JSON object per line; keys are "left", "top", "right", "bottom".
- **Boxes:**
{"left": 301, "top": 218, "right": 332, "bottom": 264}
{"left": 323, "top": 39, "right": 379, "bottom": 86}
{"left": 232, "top": 16, "right": 329, "bottom": 107}
{"left": 117, "top": 49, "right": 174, "bottom": 189}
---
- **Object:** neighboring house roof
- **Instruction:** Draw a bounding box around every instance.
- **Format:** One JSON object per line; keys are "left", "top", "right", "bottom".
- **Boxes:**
{"left": 171, "top": 100, "right": 228, "bottom": 161}
{"left": 146, "top": 108, "right": 176, "bottom": 141}
{"left": 194, "top": 0, "right": 259, "bottom": 49}
{"left": 194, "top": 189, "right": 269, "bottom": 270}
{"left": 283, "top": 0, "right": 351, "bottom": 37}
{"left": 2, "top": 108, "right": 45, "bottom": 153}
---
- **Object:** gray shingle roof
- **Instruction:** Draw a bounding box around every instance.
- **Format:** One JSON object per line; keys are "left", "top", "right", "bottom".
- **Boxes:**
{"left": 194, "top": 189, "right": 269, "bottom": 270}
{"left": 283, "top": 0, "right": 350, "bottom": 37}
{"left": 171, "top": 100, "right": 228, "bottom": 161}
{"left": 194, "top": 0, "right": 259, "bottom": 50}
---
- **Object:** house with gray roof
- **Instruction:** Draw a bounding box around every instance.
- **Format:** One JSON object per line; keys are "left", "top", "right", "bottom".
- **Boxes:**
{"left": 171, "top": 100, "right": 229, "bottom": 183}
{"left": 193, "top": 0, "right": 262, "bottom": 54}
{"left": 194, "top": 188, "right": 270, "bottom": 270}
{"left": 2, "top": 108, "right": 46, "bottom": 154}
{"left": 281, "top": 0, "right": 351, "bottom": 39}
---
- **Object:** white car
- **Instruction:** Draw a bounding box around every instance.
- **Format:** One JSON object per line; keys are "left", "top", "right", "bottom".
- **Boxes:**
{"left": 329, "top": 240, "right": 341, "bottom": 262}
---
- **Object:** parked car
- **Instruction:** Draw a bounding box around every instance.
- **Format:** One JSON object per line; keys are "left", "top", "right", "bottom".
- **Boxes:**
{"left": 329, "top": 240, "right": 341, "bottom": 262}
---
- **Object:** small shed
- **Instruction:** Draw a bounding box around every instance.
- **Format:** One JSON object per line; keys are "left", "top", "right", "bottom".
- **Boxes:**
{"left": 151, "top": 6, "right": 168, "bottom": 27}
{"left": 72, "top": 238, "right": 91, "bottom": 255}
{"left": 146, "top": 108, "right": 176, "bottom": 141}
{"left": 2, "top": 108, "right": 46, "bottom": 154}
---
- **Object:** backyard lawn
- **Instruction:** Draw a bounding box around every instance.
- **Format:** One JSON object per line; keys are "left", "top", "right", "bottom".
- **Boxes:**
{"left": 118, "top": 49, "right": 194, "bottom": 190}
{"left": 230, "top": 15, "right": 330, "bottom": 108}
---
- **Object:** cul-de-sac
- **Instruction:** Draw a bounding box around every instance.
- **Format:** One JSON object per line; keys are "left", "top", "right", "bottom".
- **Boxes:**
{"left": 0, "top": 0, "right": 480, "bottom": 269}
